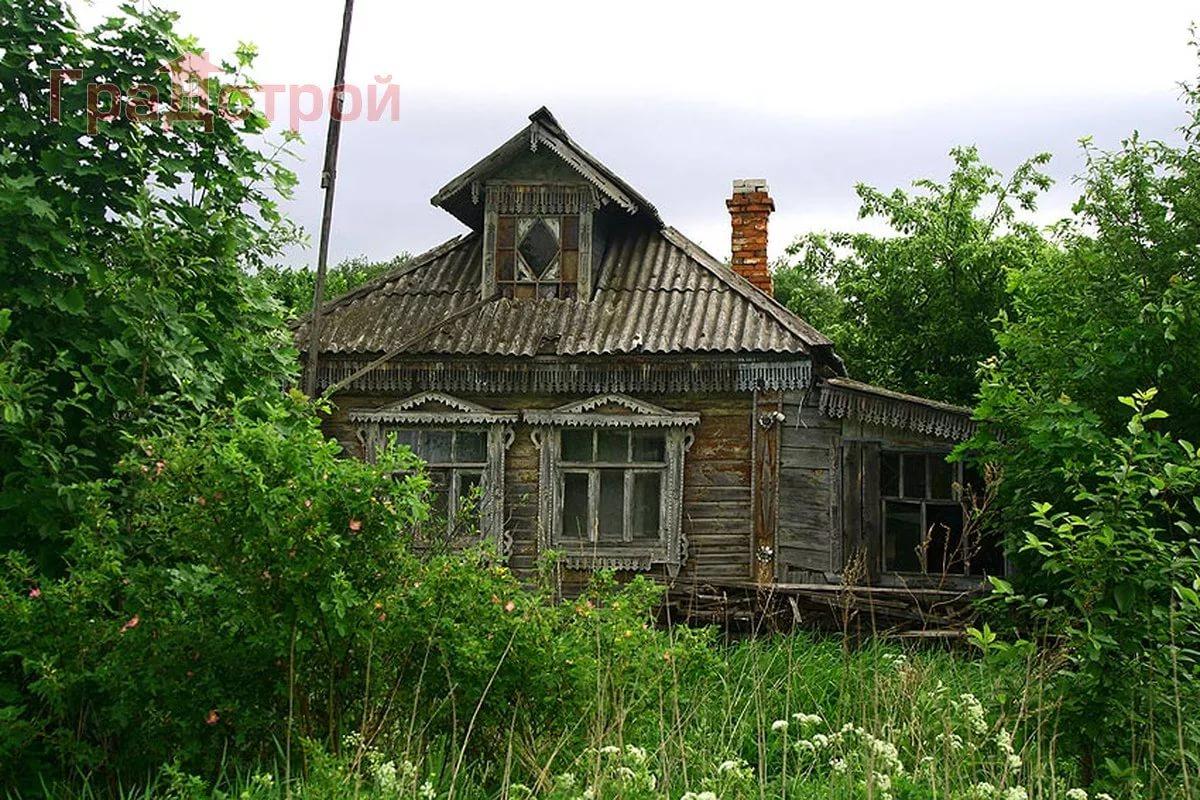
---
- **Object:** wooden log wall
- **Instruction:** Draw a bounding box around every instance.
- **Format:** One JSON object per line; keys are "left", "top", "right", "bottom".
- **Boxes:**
{"left": 321, "top": 390, "right": 757, "bottom": 588}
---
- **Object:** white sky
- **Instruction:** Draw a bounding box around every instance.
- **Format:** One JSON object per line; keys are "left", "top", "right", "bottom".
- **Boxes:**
{"left": 73, "top": 0, "right": 1198, "bottom": 265}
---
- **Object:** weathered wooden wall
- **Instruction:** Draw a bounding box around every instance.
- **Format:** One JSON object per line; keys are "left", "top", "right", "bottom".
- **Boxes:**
{"left": 776, "top": 390, "right": 843, "bottom": 582}
{"left": 321, "top": 390, "right": 757, "bottom": 587}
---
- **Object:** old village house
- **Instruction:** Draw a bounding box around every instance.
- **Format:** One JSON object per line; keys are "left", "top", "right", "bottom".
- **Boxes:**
{"left": 295, "top": 109, "right": 1003, "bottom": 616}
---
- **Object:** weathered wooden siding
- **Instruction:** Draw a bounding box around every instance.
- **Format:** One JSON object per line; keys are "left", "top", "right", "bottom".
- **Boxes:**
{"left": 776, "top": 391, "right": 842, "bottom": 582}
{"left": 321, "top": 390, "right": 755, "bottom": 586}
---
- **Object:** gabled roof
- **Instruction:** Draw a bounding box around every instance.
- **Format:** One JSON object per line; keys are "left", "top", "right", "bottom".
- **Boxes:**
{"left": 431, "top": 107, "right": 661, "bottom": 229}
{"left": 293, "top": 224, "right": 833, "bottom": 358}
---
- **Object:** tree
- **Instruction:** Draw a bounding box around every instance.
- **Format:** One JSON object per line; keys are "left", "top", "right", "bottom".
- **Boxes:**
{"left": 257, "top": 252, "right": 413, "bottom": 319}
{"left": 0, "top": 0, "right": 299, "bottom": 560}
{"left": 773, "top": 147, "right": 1053, "bottom": 405}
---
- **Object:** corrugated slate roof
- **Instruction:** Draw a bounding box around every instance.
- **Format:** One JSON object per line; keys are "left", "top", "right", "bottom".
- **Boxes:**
{"left": 294, "top": 225, "right": 831, "bottom": 358}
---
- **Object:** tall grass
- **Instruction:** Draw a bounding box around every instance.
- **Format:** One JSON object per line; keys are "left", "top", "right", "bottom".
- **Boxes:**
{"left": 31, "top": 628, "right": 1179, "bottom": 800}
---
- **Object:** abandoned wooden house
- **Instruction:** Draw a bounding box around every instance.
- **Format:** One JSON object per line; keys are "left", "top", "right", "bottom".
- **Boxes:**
{"left": 295, "top": 107, "right": 1004, "bottom": 607}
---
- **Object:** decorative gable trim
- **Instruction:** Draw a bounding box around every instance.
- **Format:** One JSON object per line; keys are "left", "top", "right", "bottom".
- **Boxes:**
{"left": 524, "top": 393, "right": 701, "bottom": 428}
{"left": 349, "top": 391, "right": 519, "bottom": 426}
{"left": 818, "top": 378, "right": 978, "bottom": 442}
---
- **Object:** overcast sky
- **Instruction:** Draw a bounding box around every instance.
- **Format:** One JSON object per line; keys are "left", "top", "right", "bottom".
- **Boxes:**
{"left": 74, "top": 1, "right": 1198, "bottom": 266}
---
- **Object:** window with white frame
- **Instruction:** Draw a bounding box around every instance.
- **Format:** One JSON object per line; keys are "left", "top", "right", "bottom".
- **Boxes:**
{"left": 528, "top": 395, "right": 697, "bottom": 572}
{"left": 880, "top": 451, "right": 1003, "bottom": 577}
{"left": 349, "top": 393, "right": 516, "bottom": 556}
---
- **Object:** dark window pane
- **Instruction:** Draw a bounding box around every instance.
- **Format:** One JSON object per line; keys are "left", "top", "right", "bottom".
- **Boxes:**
{"left": 456, "top": 430, "right": 486, "bottom": 462}
{"left": 561, "top": 429, "right": 592, "bottom": 462}
{"left": 883, "top": 500, "right": 923, "bottom": 572}
{"left": 561, "top": 215, "right": 579, "bottom": 249}
{"left": 497, "top": 216, "right": 515, "bottom": 248}
{"left": 424, "top": 430, "right": 453, "bottom": 463}
{"left": 970, "top": 524, "right": 1006, "bottom": 577}
{"left": 428, "top": 468, "right": 451, "bottom": 521}
{"left": 457, "top": 471, "right": 482, "bottom": 530}
{"left": 560, "top": 284, "right": 578, "bottom": 300}
{"left": 514, "top": 284, "right": 536, "bottom": 300}
{"left": 930, "top": 456, "right": 954, "bottom": 500}
{"left": 499, "top": 284, "right": 514, "bottom": 299}
{"left": 925, "top": 503, "right": 966, "bottom": 575}
{"left": 881, "top": 452, "right": 900, "bottom": 497}
{"left": 903, "top": 454, "right": 927, "bottom": 499}
{"left": 537, "top": 283, "right": 559, "bottom": 299}
{"left": 497, "top": 249, "right": 514, "bottom": 281}
{"left": 562, "top": 472, "right": 589, "bottom": 540}
{"left": 598, "top": 469, "right": 625, "bottom": 541}
{"left": 962, "top": 463, "right": 985, "bottom": 500}
{"left": 518, "top": 218, "right": 560, "bottom": 278}
{"left": 392, "top": 428, "right": 419, "bottom": 450}
{"left": 631, "top": 472, "right": 661, "bottom": 541}
{"left": 632, "top": 431, "right": 666, "bottom": 462}
{"left": 597, "top": 430, "right": 628, "bottom": 462}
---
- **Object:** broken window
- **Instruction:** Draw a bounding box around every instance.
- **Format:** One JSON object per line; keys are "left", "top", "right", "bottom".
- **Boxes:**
{"left": 880, "top": 451, "right": 1003, "bottom": 577}
{"left": 387, "top": 428, "right": 487, "bottom": 540}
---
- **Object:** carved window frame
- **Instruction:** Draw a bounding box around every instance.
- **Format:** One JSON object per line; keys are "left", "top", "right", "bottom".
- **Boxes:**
{"left": 350, "top": 392, "right": 517, "bottom": 557}
{"left": 526, "top": 394, "right": 697, "bottom": 573}
{"left": 481, "top": 182, "right": 594, "bottom": 301}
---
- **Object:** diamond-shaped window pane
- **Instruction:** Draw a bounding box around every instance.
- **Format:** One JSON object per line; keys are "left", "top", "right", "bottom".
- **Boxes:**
{"left": 517, "top": 218, "right": 560, "bottom": 278}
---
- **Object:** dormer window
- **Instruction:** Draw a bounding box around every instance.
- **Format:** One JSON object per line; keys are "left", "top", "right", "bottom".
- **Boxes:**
{"left": 481, "top": 183, "right": 594, "bottom": 301}
{"left": 496, "top": 214, "right": 579, "bottom": 299}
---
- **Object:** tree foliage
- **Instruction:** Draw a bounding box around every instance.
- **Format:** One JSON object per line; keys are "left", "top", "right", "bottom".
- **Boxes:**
{"left": 0, "top": 0, "right": 299, "bottom": 559}
{"left": 774, "top": 147, "right": 1053, "bottom": 405}
{"left": 257, "top": 253, "right": 414, "bottom": 320}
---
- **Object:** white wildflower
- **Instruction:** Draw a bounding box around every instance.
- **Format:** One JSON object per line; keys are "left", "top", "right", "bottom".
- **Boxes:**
{"left": 792, "top": 712, "right": 823, "bottom": 726}
{"left": 771, "top": 719, "right": 789, "bottom": 733}
{"left": 624, "top": 744, "right": 648, "bottom": 764}
{"left": 1003, "top": 787, "right": 1028, "bottom": 800}
{"left": 812, "top": 733, "right": 830, "bottom": 748}
{"left": 717, "top": 759, "right": 741, "bottom": 773}
{"left": 599, "top": 745, "right": 620, "bottom": 755}
{"left": 830, "top": 757, "right": 848, "bottom": 773}
{"left": 555, "top": 773, "right": 577, "bottom": 789}
{"left": 1097, "top": 795, "right": 1114, "bottom": 800}
{"left": 418, "top": 780, "right": 436, "bottom": 800}
{"left": 1066, "top": 790, "right": 1088, "bottom": 800}
{"left": 957, "top": 693, "right": 988, "bottom": 736}
{"left": 972, "top": 782, "right": 997, "bottom": 799}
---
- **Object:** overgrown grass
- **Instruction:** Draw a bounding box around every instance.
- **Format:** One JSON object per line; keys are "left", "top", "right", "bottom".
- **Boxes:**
{"left": 31, "top": 630, "right": 1180, "bottom": 800}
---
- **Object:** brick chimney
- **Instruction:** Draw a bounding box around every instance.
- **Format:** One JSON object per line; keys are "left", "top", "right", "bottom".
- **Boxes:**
{"left": 726, "top": 179, "right": 775, "bottom": 296}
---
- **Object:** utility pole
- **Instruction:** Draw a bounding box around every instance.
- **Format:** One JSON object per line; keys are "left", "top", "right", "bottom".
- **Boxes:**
{"left": 303, "top": 0, "right": 355, "bottom": 396}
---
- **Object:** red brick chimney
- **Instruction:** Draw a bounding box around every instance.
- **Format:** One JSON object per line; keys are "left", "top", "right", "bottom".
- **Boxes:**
{"left": 727, "top": 178, "right": 774, "bottom": 296}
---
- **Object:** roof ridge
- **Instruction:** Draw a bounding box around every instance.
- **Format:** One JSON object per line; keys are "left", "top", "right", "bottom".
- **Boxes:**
{"left": 290, "top": 233, "right": 476, "bottom": 329}
{"left": 658, "top": 227, "right": 833, "bottom": 350}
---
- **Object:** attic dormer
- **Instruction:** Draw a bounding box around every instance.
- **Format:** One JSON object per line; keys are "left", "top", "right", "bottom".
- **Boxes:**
{"left": 431, "top": 107, "right": 662, "bottom": 302}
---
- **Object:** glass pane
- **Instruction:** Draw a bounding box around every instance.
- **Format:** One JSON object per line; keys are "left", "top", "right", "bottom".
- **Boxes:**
{"left": 970, "top": 523, "right": 1006, "bottom": 577}
{"left": 514, "top": 284, "right": 535, "bottom": 299}
{"left": 930, "top": 456, "right": 954, "bottom": 500}
{"left": 632, "top": 430, "right": 665, "bottom": 462}
{"left": 537, "top": 283, "right": 559, "bottom": 299}
{"left": 925, "top": 503, "right": 966, "bottom": 575}
{"left": 428, "top": 468, "right": 451, "bottom": 521}
{"left": 881, "top": 452, "right": 900, "bottom": 497}
{"left": 517, "top": 217, "right": 560, "bottom": 278}
{"left": 391, "top": 428, "right": 419, "bottom": 450}
{"left": 883, "top": 500, "right": 922, "bottom": 572}
{"left": 902, "top": 454, "right": 927, "bottom": 499}
{"left": 562, "top": 472, "right": 589, "bottom": 540}
{"left": 598, "top": 469, "right": 625, "bottom": 541}
{"left": 455, "top": 430, "right": 486, "bottom": 462}
{"left": 457, "top": 471, "right": 482, "bottom": 530}
{"left": 631, "top": 472, "right": 661, "bottom": 541}
{"left": 597, "top": 430, "right": 629, "bottom": 462}
{"left": 424, "top": 430, "right": 453, "bottom": 463}
{"left": 561, "top": 429, "right": 592, "bottom": 462}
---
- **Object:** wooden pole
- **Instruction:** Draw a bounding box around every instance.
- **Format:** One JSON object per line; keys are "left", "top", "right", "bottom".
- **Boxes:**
{"left": 304, "top": 0, "right": 356, "bottom": 397}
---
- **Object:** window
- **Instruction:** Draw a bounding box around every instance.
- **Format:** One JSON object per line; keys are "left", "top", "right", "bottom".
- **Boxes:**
{"left": 389, "top": 428, "right": 486, "bottom": 536}
{"left": 495, "top": 214, "right": 579, "bottom": 299}
{"left": 558, "top": 428, "right": 666, "bottom": 543}
{"left": 349, "top": 392, "right": 517, "bottom": 557}
{"left": 881, "top": 451, "right": 1003, "bottom": 577}
{"left": 527, "top": 395, "right": 698, "bottom": 572}
{"left": 481, "top": 183, "right": 594, "bottom": 301}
